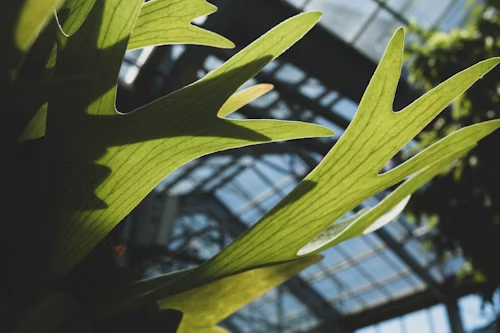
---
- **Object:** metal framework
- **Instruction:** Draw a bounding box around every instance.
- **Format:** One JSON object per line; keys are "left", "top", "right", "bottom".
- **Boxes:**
{"left": 116, "top": 0, "right": 497, "bottom": 332}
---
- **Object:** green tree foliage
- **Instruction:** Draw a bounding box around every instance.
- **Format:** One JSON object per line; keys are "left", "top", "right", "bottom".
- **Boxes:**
{"left": 405, "top": 3, "right": 500, "bottom": 300}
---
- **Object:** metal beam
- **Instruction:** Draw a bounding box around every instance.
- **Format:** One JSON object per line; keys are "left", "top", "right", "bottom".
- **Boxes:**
{"left": 179, "top": 193, "right": 351, "bottom": 332}
{"left": 342, "top": 281, "right": 479, "bottom": 330}
{"left": 445, "top": 299, "right": 465, "bottom": 333}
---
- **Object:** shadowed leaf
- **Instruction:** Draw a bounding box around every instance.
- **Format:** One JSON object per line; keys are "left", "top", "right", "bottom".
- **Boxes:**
{"left": 45, "top": 7, "right": 330, "bottom": 281}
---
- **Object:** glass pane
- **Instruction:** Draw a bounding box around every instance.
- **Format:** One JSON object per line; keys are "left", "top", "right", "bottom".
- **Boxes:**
{"left": 387, "top": 0, "right": 454, "bottom": 28}
{"left": 358, "top": 288, "right": 387, "bottom": 307}
{"left": 353, "top": 9, "right": 398, "bottom": 61}
{"left": 404, "top": 309, "right": 432, "bottom": 333}
{"left": 384, "top": 277, "right": 414, "bottom": 298}
{"left": 215, "top": 186, "right": 248, "bottom": 211}
{"left": 312, "top": 278, "right": 341, "bottom": 299}
{"left": 339, "top": 236, "right": 372, "bottom": 255}
{"left": 304, "top": 0, "right": 378, "bottom": 41}
{"left": 232, "top": 169, "right": 269, "bottom": 197}
{"left": 320, "top": 91, "right": 339, "bottom": 107}
{"left": 333, "top": 98, "right": 359, "bottom": 121}
{"left": 429, "top": 304, "right": 450, "bottom": 333}
{"left": 321, "top": 247, "right": 346, "bottom": 267}
{"left": 404, "top": 239, "right": 429, "bottom": 266}
{"left": 335, "top": 266, "right": 373, "bottom": 290}
{"left": 459, "top": 295, "right": 497, "bottom": 331}
{"left": 381, "top": 249, "right": 410, "bottom": 272}
{"left": 270, "top": 101, "right": 293, "bottom": 119}
{"left": 359, "top": 254, "right": 398, "bottom": 280}
{"left": 356, "top": 327, "right": 377, "bottom": 333}
{"left": 274, "top": 64, "right": 306, "bottom": 84}
{"left": 378, "top": 318, "right": 403, "bottom": 333}
{"left": 338, "top": 296, "right": 364, "bottom": 314}
{"left": 203, "top": 55, "right": 224, "bottom": 71}
{"left": 285, "top": 0, "right": 309, "bottom": 8}
{"left": 282, "top": 293, "right": 305, "bottom": 314}
{"left": 299, "top": 77, "right": 326, "bottom": 99}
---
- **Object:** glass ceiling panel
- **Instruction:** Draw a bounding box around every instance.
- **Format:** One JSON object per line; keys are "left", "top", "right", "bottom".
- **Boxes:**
{"left": 353, "top": 8, "right": 398, "bottom": 61}
{"left": 303, "top": 0, "right": 379, "bottom": 41}
{"left": 335, "top": 266, "right": 373, "bottom": 291}
{"left": 285, "top": 0, "right": 471, "bottom": 61}
{"left": 274, "top": 63, "right": 307, "bottom": 84}
{"left": 386, "top": 0, "right": 454, "bottom": 28}
{"left": 358, "top": 288, "right": 387, "bottom": 308}
{"left": 384, "top": 277, "right": 415, "bottom": 298}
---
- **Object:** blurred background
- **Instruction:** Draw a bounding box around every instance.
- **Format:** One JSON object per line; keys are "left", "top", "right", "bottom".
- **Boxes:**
{"left": 113, "top": 0, "right": 500, "bottom": 332}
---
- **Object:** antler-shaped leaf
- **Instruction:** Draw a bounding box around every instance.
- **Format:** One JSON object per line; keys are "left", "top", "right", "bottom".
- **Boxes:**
{"left": 131, "top": 29, "right": 499, "bottom": 303}
{"left": 300, "top": 145, "right": 475, "bottom": 254}
{"left": 218, "top": 84, "right": 274, "bottom": 118}
{"left": 45, "top": 0, "right": 331, "bottom": 280}
{"left": 18, "top": 0, "right": 235, "bottom": 143}
{"left": 158, "top": 256, "right": 321, "bottom": 333}
{"left": 1, "top": 0, "right": 62, "bottom": 81}
{"left": 1, "top": 0, "right": 62, "bottom": 131}
{"left": 57, "top": 0, "right": 97, "bottom": 36}
{"left": 128, "top": 0, "right": 234, "bottom": 50}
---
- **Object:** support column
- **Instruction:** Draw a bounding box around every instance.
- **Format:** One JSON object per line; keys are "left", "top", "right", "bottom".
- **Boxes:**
{"left": 445, "top": 299, "right": 464, "bottom": 333}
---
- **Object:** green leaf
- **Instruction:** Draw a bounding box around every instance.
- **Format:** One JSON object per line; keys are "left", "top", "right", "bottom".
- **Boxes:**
{"left": 300, "top": 145, "right": 475, "bottom": 255}
{"left": 128, "top": 0, "right": 234, "bottom": 50}
{"left": 136, "top": 28, "right": 499, "bottom": 302}
{"left": 18, "top": 0, "right": 237, "bottom": 141}
{"left": 57, "top": 0, "right": 97, "bottom": 36}
{"left": 218, "top": 84, "right": 274, "bottom": 118}
{"left": 158, "top": 256, "right": 321, "bottom": 333}
{"left": 14, "top": 0, "right": 63, "bottom": 52}
{"left": 46, "top": 7, "right": 330, "bottom": 281}
{"left": 19, "top": 103, "right": 48, "bottom": 142}
{"left": 0, "top": 0, "right": 62, "bottom": 91}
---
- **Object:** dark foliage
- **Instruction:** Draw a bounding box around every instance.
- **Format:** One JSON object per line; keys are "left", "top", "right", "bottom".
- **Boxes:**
{"left": 405, "top": 3, "right": 500, "bottom": 301}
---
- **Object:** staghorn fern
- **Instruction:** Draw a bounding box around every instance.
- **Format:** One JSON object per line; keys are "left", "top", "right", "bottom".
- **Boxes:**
{"left": 1, "top": 0, "right": 498, "bottom": 332}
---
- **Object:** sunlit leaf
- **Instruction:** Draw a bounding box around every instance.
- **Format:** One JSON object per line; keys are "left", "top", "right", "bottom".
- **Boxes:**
{"left": 135, "top": 29, "right": 499, "bottom": 302}
{"left": 301, "top": 145, "right": 475, "bottom": 254}
{"left": 218, "top": 84, "right": 274, "bottom": 118}
{"left": 0, "top": 0, "right": 61, "bottom": 89}
{"left": 15, "top": 0, "right": 63, "bottom": 52}
{"left": 158, "top": 256, "right": 321, "bottom": 333}
{"left": 45, "top": 5, "right": 330, "bottom": 280}
{"left": 20, "top": 0, "right": 235, "bottom": 142}
{"left": 128, "top": 0, "right": 234, "bottom": 50}
{"left": 57, "top": 0, "right": 97, "bottom": 36}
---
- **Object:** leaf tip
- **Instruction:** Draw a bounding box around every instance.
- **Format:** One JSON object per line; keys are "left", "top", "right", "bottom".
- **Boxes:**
{"left": 482, "top": 119, "right": 500, "bottom": 133}
{"left": 303, "top": 10, "right": 322, "bottom": 22}
{"left": 314, "top": 125, "right": 335, "bottom": 137}
{"left": 390, "top": 27, "right": 405, "bottom": 49}
{"left": 260, "top": 83, "right": 274, "bottom": 93}
{"left": 487, "top": 56, "right": 500, "bottom": 68}
{"left": 476, "top": 57, "right": 500, "bottom": 75}
{"left": 203, "top": 1, "right": 219, "bottom": 15}
{"left": 220, "top": 38, "right": 236, "bottom": 49}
